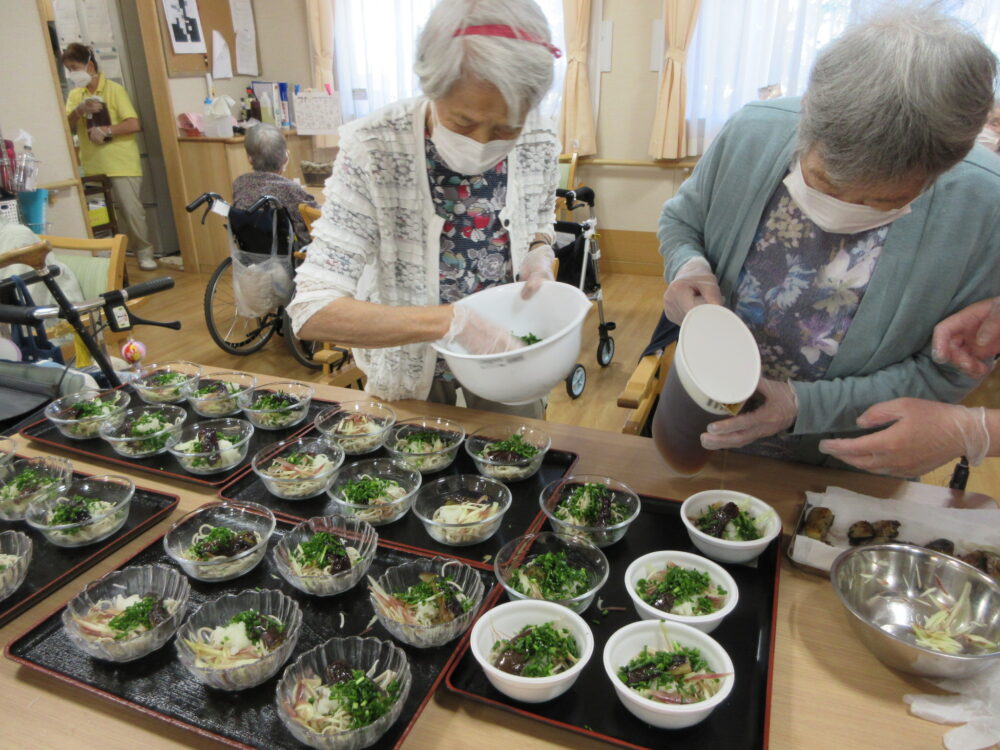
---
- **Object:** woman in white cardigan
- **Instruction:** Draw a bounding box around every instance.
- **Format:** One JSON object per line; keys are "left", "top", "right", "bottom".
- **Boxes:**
{"left": 287, "top": 0, "right": 561, "bottom": 416}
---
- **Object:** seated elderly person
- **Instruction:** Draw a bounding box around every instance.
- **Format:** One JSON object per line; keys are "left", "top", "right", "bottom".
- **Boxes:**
{"left": 286, "top": 0, "right": 560, "bottom": 417}
{"left": 658, "top": 8, "right": 1000, "bottom": 467}
{"left": 232, "top": 123, "right": 317, "bottom": 245}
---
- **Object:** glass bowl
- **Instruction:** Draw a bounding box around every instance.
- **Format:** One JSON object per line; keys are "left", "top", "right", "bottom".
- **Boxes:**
{"left": 61, "top": 564, "right": 191, "bottom": 662}
{"left": 163, "top": 501, "right": 275, "bottom": 582}
{"left": 131, "top": 360, "right": 202, "bottom": 404}
{"left": 44, "top": 388, "right": 130, "bottom": 440}
{"left": 383, "top": 416, "right": 465, "bottom": 474}
{"left": 314, "top": 400, "right": 397, "bottom": 455}
{"left": 167, "top": 418, "right": 254, "bottom": 474}
{"left": 494, "top": 532, "right": 609, "bottom": 614}
{"left": 25, "top": 474, "right": 134, "bottom": 547}
{"left": 175, "top": 588, "right": 302, "bottom": 690}
{"left": 369, "top": 556, "right": 484, "bottom": 648}
{"left": 539, "top": 475, "right": 642, "bottom": 548}
{"left": 186, "top": 371, "right": 257, "bottom": 417}
{"left": 326, "top": 458, "right": 421, "bottom": 526}
{"left": 0, "top": 530, "right": 32, "bottom": 602}
{"left": 0, "top": 437, "right": 14, "bottom": 468}
{"left": 275, "top": 636, "right": 411, "bottom": 750}
{"left": 251, "top": 437, "right": 345, "bottom": 500}
{"left": 238, "top": 381, "right": 314, "bottom": 430}
{"left": 98, "top": 404, "right": 187, "bottom": 459}
{"left": 412, "top": 474, "right": 512, "bottom": 546}
{"left": 465, "top": 422, "right": 551, "bottom": 482}
{"left": 273, "top": 515, "right": 378, "bottom": 596}
{"left": 0, "top": 456, "right": 73, "bottom": 521}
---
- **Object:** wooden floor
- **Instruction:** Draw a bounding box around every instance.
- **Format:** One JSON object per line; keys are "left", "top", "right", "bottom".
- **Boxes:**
{"left": 124, "top": 256, "right": 999, "bottom": 496}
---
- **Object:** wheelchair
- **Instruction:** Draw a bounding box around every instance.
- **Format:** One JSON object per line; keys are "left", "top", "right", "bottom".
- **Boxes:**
{"left": 185, "top": 192, "right": 321, "bottom": 369}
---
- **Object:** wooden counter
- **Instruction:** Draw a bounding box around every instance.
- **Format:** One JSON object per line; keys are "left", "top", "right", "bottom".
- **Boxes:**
{"left": 2, "top": 374, "right": 993, "bottom": 750}
{"left": 176, "top": 131, "right": 315, "bottom": 273}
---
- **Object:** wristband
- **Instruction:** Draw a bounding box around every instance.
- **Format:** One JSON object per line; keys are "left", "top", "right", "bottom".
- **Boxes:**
{"left": 528, "top": 240, "right": 549, "bottom": 250}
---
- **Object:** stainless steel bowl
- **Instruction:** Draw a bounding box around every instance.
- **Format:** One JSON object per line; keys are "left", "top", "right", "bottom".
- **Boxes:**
{"left": 831, "top": 544, "right": 1000, "bottom": 679}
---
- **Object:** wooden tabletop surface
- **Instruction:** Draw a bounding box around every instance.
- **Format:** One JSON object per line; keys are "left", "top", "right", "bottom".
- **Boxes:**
{"left": 2, "top": 375, "right": 993, "bottom": 750}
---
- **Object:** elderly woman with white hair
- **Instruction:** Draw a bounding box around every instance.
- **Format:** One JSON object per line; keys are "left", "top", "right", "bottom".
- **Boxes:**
{"left": 658, "top": 9, "right": 1000, "bottom": 468}
{"left": 287, "top": 0, "right": 560, "bottom": 417}
{"left": 233, "top": 123, "right": 318, "bottom": 244}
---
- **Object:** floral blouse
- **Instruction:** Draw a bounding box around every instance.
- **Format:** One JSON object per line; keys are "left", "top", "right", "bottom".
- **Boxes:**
{"left": 732, "top": 181, "right": 889, "bottom": 457}
{"left": 426, "top": 136, "right": 512, "bottom": 378}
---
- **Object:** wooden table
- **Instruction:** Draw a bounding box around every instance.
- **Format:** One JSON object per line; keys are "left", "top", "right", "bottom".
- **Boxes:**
{"left": 2, "top": 376, "right": 993, "bottom": 750}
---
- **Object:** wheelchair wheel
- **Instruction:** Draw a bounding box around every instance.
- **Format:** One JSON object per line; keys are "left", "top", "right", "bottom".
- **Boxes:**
{"left": 597, "top": 336, "right": 615, "bottom": 367}
{"left": 203, "top": 257, "right": 277, "bottom": 355}
{"left": 565, "top": 364, "right": 586, "bottom": 399}
{"left": 282, "top": 309, "right": 323, "bottom": 369}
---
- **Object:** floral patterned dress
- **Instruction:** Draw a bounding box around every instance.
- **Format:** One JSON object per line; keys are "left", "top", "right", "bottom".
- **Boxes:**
{"left": 426, "top": 136, "right": 512, "bottom": 378}
{"left": 732, "top": 181, "right": 889, "bottom": 458}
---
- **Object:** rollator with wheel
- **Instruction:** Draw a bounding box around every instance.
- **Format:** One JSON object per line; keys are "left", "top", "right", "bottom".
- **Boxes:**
{"left": 553, "top": 186, "right": 616, "bottom": 398}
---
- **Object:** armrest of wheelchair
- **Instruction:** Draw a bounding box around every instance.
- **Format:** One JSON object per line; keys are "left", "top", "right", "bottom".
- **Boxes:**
{"left": 617, "top": 354, "right": 662, "bottom": 409}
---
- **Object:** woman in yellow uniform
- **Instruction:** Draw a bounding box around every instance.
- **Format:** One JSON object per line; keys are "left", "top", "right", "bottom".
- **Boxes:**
{"left": 61, "top": 43, "right": 156, "bottom": 271}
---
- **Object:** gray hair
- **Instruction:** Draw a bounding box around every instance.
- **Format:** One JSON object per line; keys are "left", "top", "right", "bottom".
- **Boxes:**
{"left": 798, "top": 7, "right": 998, "bottom": 185}
{"left": 414, "top": 0, "right": 555, "bottom": 126}
{"left": 244, "top": 123, "right": 287, "bottom": 173}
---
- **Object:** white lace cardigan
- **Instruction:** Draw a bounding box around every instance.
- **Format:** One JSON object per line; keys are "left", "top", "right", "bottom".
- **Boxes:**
{"left": 287, "top": 96, "right": 560, "bottom": 401}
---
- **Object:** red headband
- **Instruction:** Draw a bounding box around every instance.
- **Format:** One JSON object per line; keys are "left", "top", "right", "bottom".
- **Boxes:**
{"left": 453, "top": 24, "right": 562, "bottom": 58}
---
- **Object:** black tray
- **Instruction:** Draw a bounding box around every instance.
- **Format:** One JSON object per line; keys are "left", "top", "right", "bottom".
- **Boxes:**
{"left": 19, "top": 387, "right": 337, "bottom": 487}
{"left": 445, "top": 493, "right": 781, "bottom": 750}
{"left": 5, "top": 515, "right": 496, "bottom": 750}
{"left": 219, "top": 443, "right": 578, "bottom": 569}
{"left": 0, "top": 460, "right": 178, "bottom": 627}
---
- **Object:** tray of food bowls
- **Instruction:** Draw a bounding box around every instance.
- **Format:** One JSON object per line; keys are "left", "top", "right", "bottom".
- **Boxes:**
{"left": 18, "top": 364, "right": 336, "bottom": 487}
{"left": 445, "top": 486, "right": 784, "bottom": 750}
{"left": 4, "top": 505, "right": 500, "bottom": 749}
{"left": 218, "top": 400, "right": 578, "bottom": 568}
{"left": 0, "top": 441, "right": 178, "bottom": 627}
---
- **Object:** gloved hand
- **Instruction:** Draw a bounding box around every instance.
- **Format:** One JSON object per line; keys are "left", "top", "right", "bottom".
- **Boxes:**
{"left": 88, "top": 127, "right": 109, "bottom": 145}
{"left": 440, "top": 305, "right": 521, "bottom": 355}
{"left": 818, "top": 398, "right": 991, "bottom": 476}
{"left": 517, "top": 243, "right": 555, "bottom": 299}
{"left": 932, "top": 297, "right": 1000, "bottom": 378}
{"left": 662, "top": 257, "right": 724, "bottom": 324}
{"left": 75, "top": 98, "right": 102, "bottom": 116}
{"left": 700, "top": 378, "right": 798, "bottom": 450}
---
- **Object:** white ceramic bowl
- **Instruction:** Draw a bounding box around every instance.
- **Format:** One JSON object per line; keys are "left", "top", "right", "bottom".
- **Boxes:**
{"left": 603, "top": 619, "right": 735, "bottom": 729}
{"left": 431, "top": 281, "right": 592, "bottom": 404}
{"left": 680, "top": 490, "right": 780, "bottom": 564}
{"left": 469, "top": 599, "right": 594, "bottom": 703}
{"left": 624, "top": 550, "right": 738, "bottom": 633}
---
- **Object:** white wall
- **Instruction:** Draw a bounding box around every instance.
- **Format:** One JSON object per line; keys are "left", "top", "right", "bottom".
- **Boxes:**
{"left": 0, "top": 0, "right": 88, "bottom": 237}
{"left": 167, "top": 0, "right": 312, "bottom": 118}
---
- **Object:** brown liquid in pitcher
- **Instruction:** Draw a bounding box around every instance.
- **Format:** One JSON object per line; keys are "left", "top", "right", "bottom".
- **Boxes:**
{"left": 651, "top": 364, "right": 728, "bottom": 475}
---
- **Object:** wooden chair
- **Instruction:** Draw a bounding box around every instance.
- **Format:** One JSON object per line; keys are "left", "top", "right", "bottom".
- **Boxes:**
{"left": 296, "top": 203, "right": 366, "bottom": 389}
{"left": 616, "top": 341, "right": 677, "bottom": 435}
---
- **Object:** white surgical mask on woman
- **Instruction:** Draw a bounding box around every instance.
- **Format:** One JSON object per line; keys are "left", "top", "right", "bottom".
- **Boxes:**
{"left": 430, "top": 103, "right": 516, "bottom": 176}
{"left": 783, "top": 161, "right": 913, "bottom": 234}
{"left": 67, "top": 69, "right": 92, "bottom": 88}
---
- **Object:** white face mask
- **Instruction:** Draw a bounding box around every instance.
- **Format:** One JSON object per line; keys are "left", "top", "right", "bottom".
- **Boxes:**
{"left": 783, "top": 161, "right": 913, "bottom": 234}
{"left": 67, "top": 69, "right": 92, "bottom": 88}
{"left": 430, "top": 103, "right": 516, "bottom": 175}
{"left": 976, "top": 129, "right": 999, "bottom": 150}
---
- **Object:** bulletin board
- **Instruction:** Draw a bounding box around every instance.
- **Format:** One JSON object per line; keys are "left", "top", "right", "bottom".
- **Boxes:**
{"left": 157, "top": 0, "right": 257, "bottom": 78}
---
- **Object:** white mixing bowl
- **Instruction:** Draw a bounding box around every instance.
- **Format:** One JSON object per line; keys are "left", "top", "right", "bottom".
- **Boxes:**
{"left": 432, "top": 281, "right": 592, "bottom": 404}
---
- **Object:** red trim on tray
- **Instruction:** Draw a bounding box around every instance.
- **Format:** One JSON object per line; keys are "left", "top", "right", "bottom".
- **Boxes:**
{"left": 18, "top": 397, "right": 338, "bottom": 487}
{"left": 762, "top": 534, "right": 783, "bottom": 750}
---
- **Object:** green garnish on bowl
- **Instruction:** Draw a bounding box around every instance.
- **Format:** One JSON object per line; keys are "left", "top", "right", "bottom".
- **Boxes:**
{"left": 510, "top": 550, "right": 590, "bottom": 601}
{"left": 292, "top": 531, "right": 349, "bottom": 570}
{"left": 491, "top": 621, "right": 579, "bottom": 677}
{"left": 108, "top": 595, "right": 168, "bottom": 639}
{"left": 482, "top": 433, "right": 538, "bottom": 459}
{"left": 341, "top": 477, "right": 399, "bottom": 505}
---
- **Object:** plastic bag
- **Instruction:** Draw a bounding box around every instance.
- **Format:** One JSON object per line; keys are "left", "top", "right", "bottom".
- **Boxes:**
{"left": 229, "top": 210, "right": 294, "bottom": 318}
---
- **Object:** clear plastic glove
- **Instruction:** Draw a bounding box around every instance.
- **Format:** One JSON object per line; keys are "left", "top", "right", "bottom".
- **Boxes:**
{"left": 517, "top": 244, "right": 555, "bottom": 299}
{"left": 700, "top": 378, "right": 798, "bottom": 450}
{"left": 662, "top": 257, "right": 724, "bottom": 324}
{"left": 932, "top": 297, "right": 1000, "bottom": 378}
{"left": 75, "top": 98, "right": 102, "bottom": 116}
{"left": 818, "top": 398, "right": 991, "bottom": 476}
{"left": 88, "top": 127, "right": 109, "bottom": 145}
{"left": 439, "top": 305, "right": 521, "bottom": 355}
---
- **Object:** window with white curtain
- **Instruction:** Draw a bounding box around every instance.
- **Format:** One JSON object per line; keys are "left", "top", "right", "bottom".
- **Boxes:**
{"left": 334, "top": 0, "right": 566, "bottom": 123}
{"left": 683, "top": 0, "right": 1000, "bottom": 156}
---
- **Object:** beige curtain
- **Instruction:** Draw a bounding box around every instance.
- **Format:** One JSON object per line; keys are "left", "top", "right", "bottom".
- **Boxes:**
{"left": 648, "top": 0, "right": 701, "bottom": 159}
{"left": 559, "top": 0, "right": 597, "bottom": 156}
{"left": 305, "top": 0, "right": 337, "bottom": 148}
